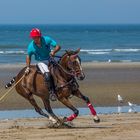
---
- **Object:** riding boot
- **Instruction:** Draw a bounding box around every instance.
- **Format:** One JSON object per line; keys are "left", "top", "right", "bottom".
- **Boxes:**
{"left": 44, "top": 72, "right": 57, "bottom": 101}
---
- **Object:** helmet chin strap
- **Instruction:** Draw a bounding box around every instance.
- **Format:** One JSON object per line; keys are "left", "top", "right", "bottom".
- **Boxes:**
{"left": 33, "top": 37, "right": 41, "bottom": 47}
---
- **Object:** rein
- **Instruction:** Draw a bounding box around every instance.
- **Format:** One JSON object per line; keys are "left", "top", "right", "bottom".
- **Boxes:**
{"left": 56, "top": 63, "right": 75, "bottom": 77}
{"left": 55, "top": 78, "right": 74, "bottom": 90}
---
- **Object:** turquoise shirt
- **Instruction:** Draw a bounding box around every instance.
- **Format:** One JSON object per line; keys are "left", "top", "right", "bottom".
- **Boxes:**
{"left": 27, "top": 36, "right": 57, "bottom": 61}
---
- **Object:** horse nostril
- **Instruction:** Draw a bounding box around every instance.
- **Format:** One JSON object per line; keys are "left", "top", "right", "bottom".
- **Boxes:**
{"left": 80, "top": 76, "right": 85, "bottom": 80}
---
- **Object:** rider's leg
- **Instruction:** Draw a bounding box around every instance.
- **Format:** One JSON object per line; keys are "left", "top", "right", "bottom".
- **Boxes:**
{"left": 37, "top": 62, "right": 57, "bottom": 101}
{"left": 44, "top": 72, "right": 53, "bottom": 92}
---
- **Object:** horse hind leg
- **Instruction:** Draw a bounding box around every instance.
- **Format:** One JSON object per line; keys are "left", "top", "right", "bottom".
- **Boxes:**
{"left": 27, "top": 93, "right": 49, "bottom": 118}
{"left": 73, "top": 90, "right": 100, "bottom": 123}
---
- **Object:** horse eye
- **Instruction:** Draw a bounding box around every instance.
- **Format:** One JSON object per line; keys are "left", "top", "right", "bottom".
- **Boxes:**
{"left": 73, "top": 61, "right": 77, "bottom": 65}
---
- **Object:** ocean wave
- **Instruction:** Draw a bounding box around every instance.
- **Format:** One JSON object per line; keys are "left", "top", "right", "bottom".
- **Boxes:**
{"left": 81, "top": 48, "right": 140, "bottom": 54}
{"left": 114, "top": 49, "right": 140, "bottom": 52}
{"left": 0, "top": 48, "right": 140, "bottom": 55}
{"left": 87, "top": 52, "right": 110, "bottom": 55}
{"left": 0, "top": 50, "right": 26, "bottom": 54}
{"left": 80, "top": 49, "right": 112, "bottom": 52}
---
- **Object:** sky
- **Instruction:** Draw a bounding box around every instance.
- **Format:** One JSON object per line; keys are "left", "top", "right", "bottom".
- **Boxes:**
{"left": 0, "top": 0, "right": 140, "bottom": 24}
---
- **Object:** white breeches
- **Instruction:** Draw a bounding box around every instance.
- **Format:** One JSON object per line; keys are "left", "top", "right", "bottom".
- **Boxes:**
{"left": 37, "top": 61, "right": 49, "bottom": 74}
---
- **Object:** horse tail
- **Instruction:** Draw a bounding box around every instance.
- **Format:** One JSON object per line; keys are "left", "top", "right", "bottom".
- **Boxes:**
{"left": 5, "top": 77, "right": 16, "bottom": 89}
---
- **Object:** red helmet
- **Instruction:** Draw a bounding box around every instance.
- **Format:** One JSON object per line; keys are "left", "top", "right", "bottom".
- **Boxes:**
{"left": 30, "top": 28, "right": 42, "bottom": 38}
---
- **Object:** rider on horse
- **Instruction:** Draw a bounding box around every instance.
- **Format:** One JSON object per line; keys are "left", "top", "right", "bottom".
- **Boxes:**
{"left": 25, "top": 28, "right": 61, "bottom": 101}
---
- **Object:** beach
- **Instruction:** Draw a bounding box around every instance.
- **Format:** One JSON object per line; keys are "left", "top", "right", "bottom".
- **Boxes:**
{"left": 0, "top": 113, "right": 140, "bottom": 140}
{"left": 0, "top": 62, "right": 140, "bottom": 110}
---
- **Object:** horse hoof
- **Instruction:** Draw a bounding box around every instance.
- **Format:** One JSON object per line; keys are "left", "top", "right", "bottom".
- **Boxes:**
{"left": 93, "top": 115, "right": 100, "bottom": 123}
{"left": 48, "top": 121, "right": 61, "bottom": 128}
{"left": 62, "top": 122, "right": 73, "bottom": 128}
{"left": 48, "top": 121, "right": 72, "bottom": 128}
{"left": 62, "top": 117, "right": 67, "bottom": 122}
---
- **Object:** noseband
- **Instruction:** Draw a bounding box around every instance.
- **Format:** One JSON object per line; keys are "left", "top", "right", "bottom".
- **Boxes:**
{"left": 66, "top": 55, "right": 82, "bottom": 77}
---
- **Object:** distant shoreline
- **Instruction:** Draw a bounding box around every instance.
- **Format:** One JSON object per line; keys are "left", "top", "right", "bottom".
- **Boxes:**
{"left": 0, "top": 61, "right": 140, "bottom": 68}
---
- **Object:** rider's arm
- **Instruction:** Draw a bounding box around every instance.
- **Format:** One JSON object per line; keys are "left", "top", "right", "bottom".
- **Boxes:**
{"left": 44, "top": 36, "right": 61, "bottom": 56}
{"left": 26, "top": 55, "right": 31, "bottom": 67}
{"left": 25, "top": 55, "right": 31, "bottom": 74}
{"left": 25, "top": 44, "right": 33, "bottom": 74}
{"left": 26, "top": 43, "right": 33, "bottom": 67}
{"left": 50, "top": 45, "right": 61, "bottom": 56}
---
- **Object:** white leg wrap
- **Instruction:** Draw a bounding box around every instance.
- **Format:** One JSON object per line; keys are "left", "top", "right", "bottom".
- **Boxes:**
{"left": 93, "top": 115, "right": 99, "bottom": 120}
{"left": 49, "top": 116, "right": 57, "bottom": 124}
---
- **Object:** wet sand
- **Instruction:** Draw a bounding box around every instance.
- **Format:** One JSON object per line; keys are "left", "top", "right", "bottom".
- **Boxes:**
{"left": 0, "top": 113, "right": 140, "bottom": 140}
{"left": 0, "top": 62, "right": 140, "bottom": 110}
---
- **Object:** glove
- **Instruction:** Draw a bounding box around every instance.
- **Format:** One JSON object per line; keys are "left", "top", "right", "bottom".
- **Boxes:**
{"left": 49, "top": 57, "right": 57, "bottom": 65}
{"left": 50, "top": 51, "right": 55, "bottom": 57}
{"left": 25, "top": 67, "right": 30, "bottom": 75}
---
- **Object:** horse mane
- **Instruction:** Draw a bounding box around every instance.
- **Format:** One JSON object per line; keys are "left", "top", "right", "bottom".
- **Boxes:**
{"left": 58, "top": 50, "right": 78, "bottom": 63}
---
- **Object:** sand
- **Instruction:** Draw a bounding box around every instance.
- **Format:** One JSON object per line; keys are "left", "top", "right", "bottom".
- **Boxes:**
{"left": 0, "top": 113, "right": 140, "bottom": 140}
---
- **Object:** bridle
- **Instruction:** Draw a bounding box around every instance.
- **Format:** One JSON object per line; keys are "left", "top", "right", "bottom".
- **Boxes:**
{"left": 66, "top": 55, "right": 82, "bottom": 77}
{"left": 50, "top": 54, "right": 82, "bottom": 77}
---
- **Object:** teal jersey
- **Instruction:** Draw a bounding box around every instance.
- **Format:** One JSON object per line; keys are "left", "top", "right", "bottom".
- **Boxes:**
{"left": 27, "top": 36, "right": 57, "bottom": 61}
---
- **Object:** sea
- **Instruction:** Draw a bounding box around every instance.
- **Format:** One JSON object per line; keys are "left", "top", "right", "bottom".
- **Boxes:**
{"left": 0, "top": 24, "right": 140, "bottom": 64}
{"left": 0, "top": 106, "right": 140, "bottom": 119}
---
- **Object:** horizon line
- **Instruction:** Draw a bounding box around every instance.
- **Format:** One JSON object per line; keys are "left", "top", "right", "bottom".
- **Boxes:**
{"left": 0, "top": 23, "right": 140, "bottom": 26}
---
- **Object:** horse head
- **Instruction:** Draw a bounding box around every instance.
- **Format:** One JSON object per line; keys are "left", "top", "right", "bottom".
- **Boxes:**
{"left": 59, "top": 48, "right": 85, "bottom": 80}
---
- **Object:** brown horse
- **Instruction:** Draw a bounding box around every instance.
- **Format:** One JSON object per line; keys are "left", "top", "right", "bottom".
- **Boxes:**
{"left": 6, "top": 48, "right": 100, "bottom": 125}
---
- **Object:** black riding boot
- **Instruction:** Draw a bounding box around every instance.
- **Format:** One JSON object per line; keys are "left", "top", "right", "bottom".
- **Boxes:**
{"left": 44, "top": 72, "right": 57, "bottom": 101}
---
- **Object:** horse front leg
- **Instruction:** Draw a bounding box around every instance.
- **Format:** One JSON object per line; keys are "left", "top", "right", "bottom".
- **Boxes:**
{"left": 58, "top": 97, "right": 79, "bottom": 122}
{"left": 74, "top": 89, "right": 100, "bottom": 123}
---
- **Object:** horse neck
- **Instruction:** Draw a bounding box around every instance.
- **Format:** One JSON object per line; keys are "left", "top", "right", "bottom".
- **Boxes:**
{"left": 59, "top": 56, "right": 73, "bottom": 81}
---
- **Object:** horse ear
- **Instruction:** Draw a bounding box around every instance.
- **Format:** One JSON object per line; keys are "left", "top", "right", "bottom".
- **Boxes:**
{"left": 65, "top": 50, "right": 69, "bottom": 54}
{"left": 75, "top": 48, "right": 81, "bottom": 54}
{"left": 65, "top": 50, "right": 72, "bottom": 56}
{"left": 70, "top": 54, "right": 78, "bottom": 59}
{"left": 65, "top": 50, "right": 70, "bottom": 55}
